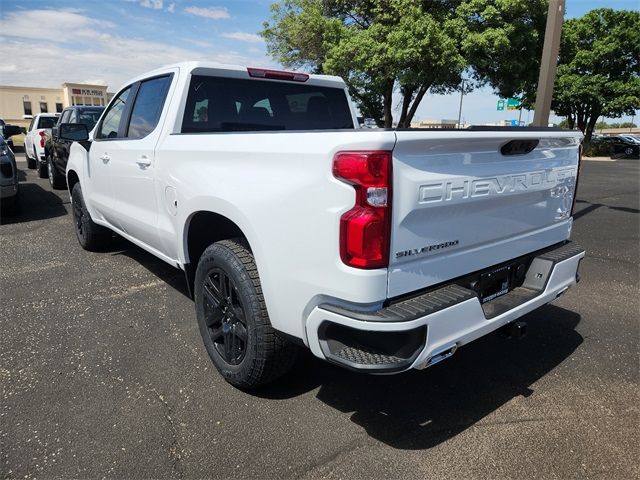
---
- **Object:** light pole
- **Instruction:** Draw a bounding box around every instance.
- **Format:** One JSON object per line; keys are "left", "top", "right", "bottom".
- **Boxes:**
{"left": 532, "top": 0, "right": 565, "bottom": 127}
{"left": 457, "top": 79, "right": 465, "bottom": 128}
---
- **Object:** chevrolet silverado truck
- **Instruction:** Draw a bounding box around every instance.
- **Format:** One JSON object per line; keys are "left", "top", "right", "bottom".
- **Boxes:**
{"left": 58, "top": 62, "right": 585, "bottom": 388}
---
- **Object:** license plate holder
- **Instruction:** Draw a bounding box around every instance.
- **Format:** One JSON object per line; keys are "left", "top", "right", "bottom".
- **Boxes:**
{"left": 479, "top": 265, "right": 512, "bottom": 303}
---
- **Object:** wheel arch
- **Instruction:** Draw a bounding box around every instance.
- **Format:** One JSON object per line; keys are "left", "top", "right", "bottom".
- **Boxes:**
{"left": 182, "top": 210, "right": 253, "bottom": 297}
{"left": 67, "top": 169, "right": 80, "bottom": 194}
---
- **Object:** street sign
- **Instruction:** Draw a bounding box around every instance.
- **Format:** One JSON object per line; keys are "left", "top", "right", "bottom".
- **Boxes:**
{"left": 506, "top": 98, "right": 521, "bottom": 111}
{"left": 497, "top": 99, "right": 506, "bottom": 111}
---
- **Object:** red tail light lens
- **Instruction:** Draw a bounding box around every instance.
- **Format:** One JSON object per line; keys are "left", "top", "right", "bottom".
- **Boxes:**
{"left": 39, "top": 130, "right": 45, "bottom": 148}
{"left": 333, "top": 151, "right": 392, "bottom": 269}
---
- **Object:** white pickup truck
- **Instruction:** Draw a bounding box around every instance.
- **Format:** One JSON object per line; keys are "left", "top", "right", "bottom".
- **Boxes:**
{"left": 60, "top": 62, "right": 585, "bottom": 388}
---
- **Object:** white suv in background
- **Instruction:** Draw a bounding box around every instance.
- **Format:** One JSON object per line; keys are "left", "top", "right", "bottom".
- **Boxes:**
{"left": 24, "top": 113, "right": 59, "bottom": 175}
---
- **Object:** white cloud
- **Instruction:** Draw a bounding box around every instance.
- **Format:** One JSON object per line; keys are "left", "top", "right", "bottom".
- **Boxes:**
{"left": 0, "top": 9, "right": 274, "bottom": 91}
{"left": 140, "top": 0, "right": 163, "bottom": 9}
{"left": 184, "top": 6, "right": 230, "bottom": 20}
{"left": 221, "top": 32, "right": 263, "bottom": 43}
{"left": 167, "top": 2, "right": 176, "bottom": 13}
{"left": 0, "top": 9, "right": 114, "bottom": 41}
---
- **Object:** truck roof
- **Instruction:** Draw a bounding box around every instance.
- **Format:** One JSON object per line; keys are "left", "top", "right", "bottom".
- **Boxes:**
{"left": 119, "top": 61, "right": 346, "bottom": 92}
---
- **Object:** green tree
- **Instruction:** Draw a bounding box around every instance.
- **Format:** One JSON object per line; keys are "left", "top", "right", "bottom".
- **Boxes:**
{"left": 552, "top": 9, "right": 640, "bottom": 142}
{"left": 456, "top": 0, "right": 549, "bottom": 108}
{"left": 261, "top": 0, "right": 466, "bottom": 127}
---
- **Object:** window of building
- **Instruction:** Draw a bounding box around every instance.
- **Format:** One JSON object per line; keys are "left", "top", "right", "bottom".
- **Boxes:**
{"left": 56, "top": 103, "right": 63, "bottom": 113}
{"left": 23, "top": 100, "right": 32, "bottom": 116}
{"left": 40, "top": 102, "right": 48, "bottom": 113}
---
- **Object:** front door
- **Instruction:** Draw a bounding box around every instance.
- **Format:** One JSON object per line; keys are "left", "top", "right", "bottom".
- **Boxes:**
{"left": 105, "top": 75, "right": 173, "bottom": 252}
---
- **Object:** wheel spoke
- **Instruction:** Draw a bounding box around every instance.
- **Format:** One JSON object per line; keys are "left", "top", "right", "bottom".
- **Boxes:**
{"left": 203, "top": 275, "right": 222, "bottom": 306}
{"left": 233, "top": 322, "right": 247, "bottom": 342}
{"left": 208, "top": 325, "right": 224, "bottom": 341}
{"left": 223, "top": 331, "right": 232, "bottom": 361}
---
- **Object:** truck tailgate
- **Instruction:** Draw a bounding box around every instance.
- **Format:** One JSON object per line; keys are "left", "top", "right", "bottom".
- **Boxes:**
{"left": 388, "top": 130, "right": 581, "bottom": 298}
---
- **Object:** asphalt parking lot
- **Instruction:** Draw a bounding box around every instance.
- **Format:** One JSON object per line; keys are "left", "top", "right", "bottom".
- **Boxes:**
{"left": 1, "top": 153, "right": 638, "bottom": 479}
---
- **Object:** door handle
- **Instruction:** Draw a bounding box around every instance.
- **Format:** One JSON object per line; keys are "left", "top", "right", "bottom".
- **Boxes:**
{"left": 136, "top": 156, "right": 152, "bottom": 168}
{"left": 100, "top": 153, "right": 110, "bottom": 163}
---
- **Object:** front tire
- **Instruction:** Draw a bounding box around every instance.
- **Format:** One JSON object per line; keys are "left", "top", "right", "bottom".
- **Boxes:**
{"left": 71, "top": 183, "right": 111, "bottom": 251}
{"left": 48, "top": 155, "right": 66, "bottom": 189}
{"left": 195, "top": 239, "right": 297, "bottom": 389}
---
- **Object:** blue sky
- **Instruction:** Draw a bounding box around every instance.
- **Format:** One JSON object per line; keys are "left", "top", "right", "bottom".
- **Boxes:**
{"left": 0, "top": 0, "right": 637, "bottom": 125}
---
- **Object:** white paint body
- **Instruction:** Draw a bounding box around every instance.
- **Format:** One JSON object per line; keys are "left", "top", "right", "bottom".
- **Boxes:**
{"left": 24, "top": 113, "right": 59, "bottom": 163}
{"left": 66, "top": 62, "right": 584, "bottom": 370}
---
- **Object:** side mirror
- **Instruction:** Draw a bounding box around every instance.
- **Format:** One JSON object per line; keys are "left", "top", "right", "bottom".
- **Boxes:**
{"left": 3, "top": 125, "right": 22, "bottom": 137}
{"left": 59, "top": 123, "right": 89, "bottom": 142}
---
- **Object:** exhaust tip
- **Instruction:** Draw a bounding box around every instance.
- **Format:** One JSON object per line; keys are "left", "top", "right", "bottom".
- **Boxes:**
{"left": 426, "top": 343, "right": 458, "bottom": 367}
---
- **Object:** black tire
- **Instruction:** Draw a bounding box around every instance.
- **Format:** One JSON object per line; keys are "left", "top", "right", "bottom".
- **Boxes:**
{"left": 71, "top": 183, "right": 111, "bottom": 251}
{"left": 195, "top": 239, "right": 297, "bottom": 389}
{"left": 26, "top": 149, "right": 36, "bottom": 169}
{"left": 36, "top": 157, "right": 47, "bottom": 178}
{"left": 48, "top": 154, "right": 66, "bottom": 189}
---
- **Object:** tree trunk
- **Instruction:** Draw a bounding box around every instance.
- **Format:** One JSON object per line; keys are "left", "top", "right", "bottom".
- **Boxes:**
{"left": 397, "top": 88, "right": 414, "bottom": 128}
{"left": 584, "top": 111, "right": 600, "bottom": 143}
{"left": 402, "top": 84, "right": 430, "bottom": 128}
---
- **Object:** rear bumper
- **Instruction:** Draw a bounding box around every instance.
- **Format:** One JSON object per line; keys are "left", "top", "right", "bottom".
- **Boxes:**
{"left": 305, "top": 242, "right": 585, "bottom": 372}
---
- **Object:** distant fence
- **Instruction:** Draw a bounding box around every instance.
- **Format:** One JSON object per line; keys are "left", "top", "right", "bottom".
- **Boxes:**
{"left": 596, "top": 128, "right": 640, "bottom": 135}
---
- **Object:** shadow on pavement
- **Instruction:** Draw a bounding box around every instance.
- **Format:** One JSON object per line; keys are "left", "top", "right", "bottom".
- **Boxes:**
{"left": 106, "top": 236, "right": 192, "bottom": 299}
{"left": 573, "top": 198, "right": 640, "bottom": 221}
{"left": 0, "top": 181, "right": 68, "bottom": 225}
{"left": 257, "top": 304, "right": 582, "bottom": 450}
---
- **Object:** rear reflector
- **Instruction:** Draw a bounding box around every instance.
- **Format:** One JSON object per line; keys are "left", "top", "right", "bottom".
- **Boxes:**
{"left": 247, "top": 67, "right": 309, "bottom": 82}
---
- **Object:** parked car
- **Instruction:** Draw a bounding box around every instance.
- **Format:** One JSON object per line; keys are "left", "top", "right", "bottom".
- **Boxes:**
{"left": 0, "top": 119, "right": 21, "bottom": 151}
{"left": 44, "top": 106, "right": 105, "bottom": 188}
{"left": 59, "top": 62, "right": 585, "bottom": 389}
{"left": 611, "top": 135, "right": 640, "bottom": 159}
{"left": 24, "top": 113, "right": 59, "bottom": 174}
{"left": 0, "top": 134, "right": 19, "bottom": 215}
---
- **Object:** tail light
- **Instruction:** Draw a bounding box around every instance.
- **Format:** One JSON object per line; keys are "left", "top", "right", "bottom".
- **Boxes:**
{"left": 39, "top": 130, "right": 45, "bottom": 148}
{"left": 571, "top": 145, "right": 582, "bottom": 216}
{"left": 332, "top": 151, "right": 392, "bottom": 269}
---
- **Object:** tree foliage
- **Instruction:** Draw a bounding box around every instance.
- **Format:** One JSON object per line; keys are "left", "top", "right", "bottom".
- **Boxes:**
{"left": 456, "top": 0, "right": 548, "bottom": 107}
{"left": 553, "top": 9, "right": 640, "bottom": 142}
{"left": 261, "top": 0, "right": 466, "bottom": 127}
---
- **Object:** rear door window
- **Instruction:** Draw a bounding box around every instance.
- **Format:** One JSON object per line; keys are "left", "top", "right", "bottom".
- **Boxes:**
{"left": 181, "top": 75, "right": 353, "bottom": 133}
{"left": 127, "top": 76, "right": 172, "bottom": 139}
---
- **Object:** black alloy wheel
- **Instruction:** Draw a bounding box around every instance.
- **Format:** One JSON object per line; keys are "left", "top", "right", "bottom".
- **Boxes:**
{"left": 202, "top": 268, "right": 248, "bottom": 365}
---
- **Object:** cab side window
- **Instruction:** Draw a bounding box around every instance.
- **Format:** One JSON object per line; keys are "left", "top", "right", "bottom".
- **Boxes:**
{"left": 127, "top": 76, "right": 171, "bottom": 139}
{"left": 98, "top": 87, "right": 132, "bottom": 139}
{"left": 60, "top": 110, "right": 72, "bottom": 125}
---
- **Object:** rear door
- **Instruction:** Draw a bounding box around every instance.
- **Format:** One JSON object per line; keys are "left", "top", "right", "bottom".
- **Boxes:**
{"left": 388, "top": 130, "right": 581, "bottom": 298}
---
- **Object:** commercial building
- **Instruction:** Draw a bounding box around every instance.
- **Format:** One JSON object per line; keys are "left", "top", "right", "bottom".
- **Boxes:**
{"left": 0, "top": 82, "right": 113, "bottom": 129}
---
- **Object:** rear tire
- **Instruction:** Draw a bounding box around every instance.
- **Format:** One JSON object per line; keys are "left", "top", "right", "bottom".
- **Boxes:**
{"left": 36, "top": 157, "right": 47, "bottom": 178}
{"left": 26, "top": 148, "right": 36, "bottom": 169}
{"left": 71, "top": 183, "right": 111, "bottom": 251}
{"left": 48, "top": 155, "right": 66, "bottom": 189}
{"left": 195, "top": 239, "right": 298, "bottom": 389}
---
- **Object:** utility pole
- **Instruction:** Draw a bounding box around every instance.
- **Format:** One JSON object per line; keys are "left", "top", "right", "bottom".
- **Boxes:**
{"left": 457, "top": 79, "right": 465, "bottom": 128}
{"left": 532, "top": 0, "right": 565, "bottom": 127}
